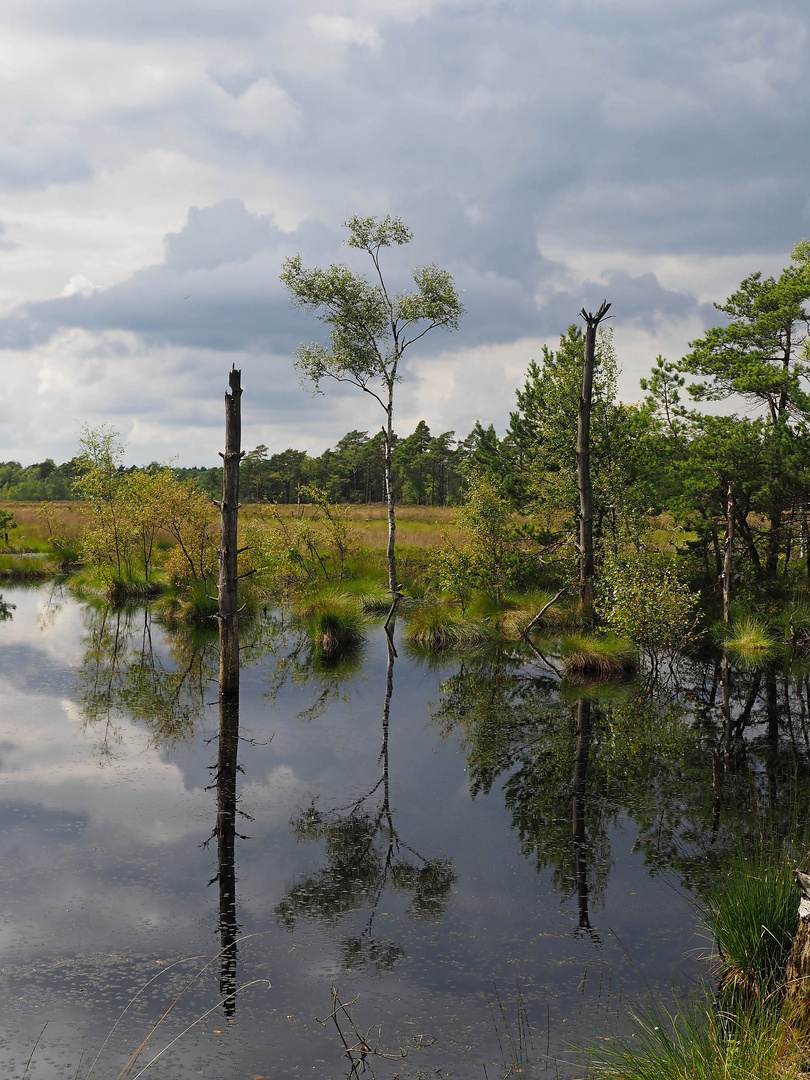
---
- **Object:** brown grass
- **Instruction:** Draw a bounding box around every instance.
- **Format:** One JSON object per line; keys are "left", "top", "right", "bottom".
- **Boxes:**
{"left": 1, "top": 500, "right": 463, "bottom": 556}
{"left": 242, "top": 502, "right": 463, "bottom": 549}
{"left": 0, "top": 501, "right": 89, "bottom": 542}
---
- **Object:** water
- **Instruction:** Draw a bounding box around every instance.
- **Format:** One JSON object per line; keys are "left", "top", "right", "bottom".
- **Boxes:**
{"left": 0, "top": 584, "right": 807, "bottom": 1078}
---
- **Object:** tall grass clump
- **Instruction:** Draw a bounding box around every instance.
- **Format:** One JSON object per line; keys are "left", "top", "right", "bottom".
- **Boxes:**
{"left": 153, "top": 579, "right": 219, "bottom": 625}
{"left": 302, "top": 598, "right": 366, "bottom": 658}
{"left": 698, "top": 847, "right": 797, "bottom": 1000}
{"left": 402, "top": 605, "right": 493, "bottom": 651}
{"left": 596, "top": 994, "right": 807, "bottom": 1080}
{"left": 560, "top": 633, "right": 637, "bottom": 681}
{"left": 723, "top": 616, "right": 777, "bottom": 663}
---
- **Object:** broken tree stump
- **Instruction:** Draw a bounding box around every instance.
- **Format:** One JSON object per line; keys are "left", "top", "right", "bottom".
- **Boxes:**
{"left": 785, "top": 870, "right": 810, "bottom": 1025}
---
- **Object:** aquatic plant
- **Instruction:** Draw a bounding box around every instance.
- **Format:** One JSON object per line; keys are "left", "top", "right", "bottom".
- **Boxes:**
{"left": 153, "top": 579, "right": 219, "bottom": 624}
{"left": 403, "top": 605, "right": 493, "bottom": 651}
{"left": 723, "top": 616, "right": 777, "bottom": 662}
{"left": 560, "top": 633, "right": 637, "bottom": 681}
{"left": 302, "top": 599, "right": 366, "bottom": 657}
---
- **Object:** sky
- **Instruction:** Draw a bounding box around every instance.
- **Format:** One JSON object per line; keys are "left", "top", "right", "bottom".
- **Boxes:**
{"left": 0, "top": 0, "right": 807, "bottom": 466}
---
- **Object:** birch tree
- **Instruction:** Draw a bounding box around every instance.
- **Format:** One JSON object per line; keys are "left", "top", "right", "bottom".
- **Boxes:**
{"left": 281, "top": 215, "right": 464, "bottom": 594}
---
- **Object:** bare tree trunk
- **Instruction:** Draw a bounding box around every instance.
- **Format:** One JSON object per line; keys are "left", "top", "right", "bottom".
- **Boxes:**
{"left": 723, "top": 480, "right": 734, "bottom": 624}
{"left": 218, "top": 366, "right": 242, "bottom": 699}
{"left": 577, "top": 301, "right": 611, "bottom": 628}
{"left": 383, "top": 398, "right": 398, "bottom": 595}
{"left": 786, "top": 871, "right": 810, "bottom": 1026}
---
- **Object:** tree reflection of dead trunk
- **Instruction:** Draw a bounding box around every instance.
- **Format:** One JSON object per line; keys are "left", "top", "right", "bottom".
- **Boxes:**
{"left": 216, "top": 693, "right": 240, "bottom": 1016}
{"left": 572, "top": 697, "right": 593, "bottom": 935}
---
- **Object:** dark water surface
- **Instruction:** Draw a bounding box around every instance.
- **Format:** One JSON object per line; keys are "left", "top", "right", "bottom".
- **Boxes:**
{"left": 0, "top": 585, "right": 807, "bottom": 1078}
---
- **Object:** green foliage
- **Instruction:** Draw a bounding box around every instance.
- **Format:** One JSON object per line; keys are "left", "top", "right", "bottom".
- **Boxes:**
{"left": 243, "top": 496, "right": 358, "bottom": 601}
{"left": 599, "top": 553, "right": 701, "bottom": 664}
{"left": 74, "top": 426, "right": 218, "bottom": 600}
{"left": 509, "top": 326, "right": 654, "bottom": 549}
{"left": 433, "top": 468, "right": 523, "bottom": 608}
{"left": 402, "top": 605, "right": 493, "bottom": 651}
{"left": 0, "top": 507, "right": 17, "bottom": 544}
{"left": 281, "top": 214, "right": 464, "bottom": 592}
{"left": 280, "top": 215, "right": 463, "bottom": 401}
{"left": 723, "top": 616, "right": 778, "bottom": 663}
{"left": 301, "top": 598, "right": 366, "bottom": 658}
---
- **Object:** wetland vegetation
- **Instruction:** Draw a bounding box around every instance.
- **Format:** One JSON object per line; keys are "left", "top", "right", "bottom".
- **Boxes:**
{"left": 5, "top": 234, "right": 810, "bottom": 1076}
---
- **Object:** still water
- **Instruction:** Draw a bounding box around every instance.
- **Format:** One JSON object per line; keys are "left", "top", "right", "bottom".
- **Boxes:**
{"left": 0, "top": 584, "right": 807, "bottom": 1078}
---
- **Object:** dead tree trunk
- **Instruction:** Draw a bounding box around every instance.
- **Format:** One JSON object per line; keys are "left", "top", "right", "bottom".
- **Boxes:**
{"left": 785, "top": 871, "right": 810, "bottom": 1026}
{"left": 577, "top": 300, "right": 611, "bottom": 628}
{"left": 218, "top": 366, "right": 242, "bottom": 700}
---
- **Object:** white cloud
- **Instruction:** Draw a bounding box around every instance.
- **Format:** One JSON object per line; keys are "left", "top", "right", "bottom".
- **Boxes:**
{"left": 0, "top": 0, "right": 806, "bottom": 460}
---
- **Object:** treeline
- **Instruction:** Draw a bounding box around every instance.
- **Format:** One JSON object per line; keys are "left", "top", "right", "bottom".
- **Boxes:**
{"left": 0, "top": 419, "right": 496, "bottom": 506}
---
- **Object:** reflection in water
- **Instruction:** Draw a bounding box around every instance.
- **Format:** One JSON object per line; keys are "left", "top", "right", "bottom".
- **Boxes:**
{"left": 276, "top": 625, "right": 456, "bottom": 973}
{"left": 211, "top": 692, "right": 241, "bottom": 1015}
{"left": 74, "top": 604, "right": 216, "bottom": 756}
{"left": 435, "top": 651, "right": 810, "bottom": 919}
{"left": 57, "top": 591, "right": 810, "bottom": 1071}
{"left": 572, "top": 697, "right": 595, "bottom": 938}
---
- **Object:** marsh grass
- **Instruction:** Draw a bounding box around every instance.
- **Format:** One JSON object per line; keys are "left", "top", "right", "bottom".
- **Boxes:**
{"left": 723, "top": 616, "right": 778, "bottom": 662}
{"left": 402, "top": 605, "right": 494, "bottom": 651}
{"left": 560, "top": 633, "right": 637, "bottom": 681}
{"left": 596, "top": 994, "right": 808, "bottom": 1080}
{"left": 697, "top": 846, "right": 797, "bottom": 1001}
{"left": 299, "top": 597, "right": 367, "bottom": 657}
{"left": 153, "top": 580, "right": 219, "bottom": 624}
{"left": 0, "top": 552, "right": 58, "bottom": 580}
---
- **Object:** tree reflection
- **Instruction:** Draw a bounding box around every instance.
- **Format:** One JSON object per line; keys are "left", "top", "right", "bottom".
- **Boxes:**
{"left": 434, "top": 651, "right": 810, "bottom": 923}
{"left": 73, "top": 605, "right": 217, "bottom": 756}
{"left": 276, "top": 628, "right": 455, "bottom": 974}
{"left": 260, "top": 610, "right": 366, "bottom": 723}
{"left": 208, "top": 692, "right": 242, "bottom": 1015}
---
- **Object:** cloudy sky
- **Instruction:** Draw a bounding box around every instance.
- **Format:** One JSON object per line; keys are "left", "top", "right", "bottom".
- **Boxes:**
{"left": 0, "top": 0, "right": 807, "bottom": 465}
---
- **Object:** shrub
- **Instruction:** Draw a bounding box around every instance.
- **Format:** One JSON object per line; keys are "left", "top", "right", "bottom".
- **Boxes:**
{"left": 599, "top": 553, "right": 701, "bottom": 667}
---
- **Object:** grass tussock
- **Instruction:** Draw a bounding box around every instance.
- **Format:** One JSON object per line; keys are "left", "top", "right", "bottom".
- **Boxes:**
{"left": 698, "top": 849, "right": 797, "bottom": 1001}
{"left": 560, "top": 632, "right": 637, "bottom": 681}
{"left": 403, "top": 605, "right": 494, "bottom": 651}
{"left": 153, "top": 580, "right": 219, "bottom": 624}
{"left": 724, "top": 616, "right": 777, "bottom": 661}
{"left": 597, "top": 995, "right": 808, "bottom": 1080}
{"left": 0, "top": 552, "right": 58, "bottom": 580}
{"left": 301, "top": 599, "right": 366, "bottom": 657}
